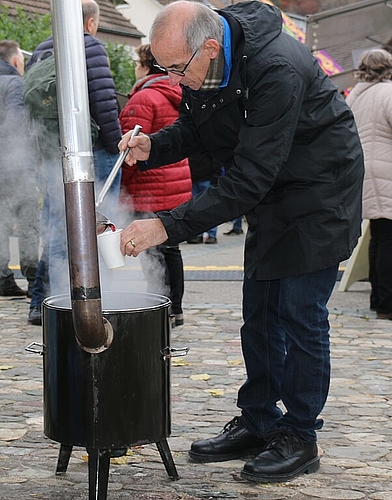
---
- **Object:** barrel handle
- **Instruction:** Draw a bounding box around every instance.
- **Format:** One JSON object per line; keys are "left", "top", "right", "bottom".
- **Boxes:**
{"left": 25, "top": 342, "right": 46, "bottom": 355}
{"left": 161, "top": 346, "right": 189, "bottom": 361}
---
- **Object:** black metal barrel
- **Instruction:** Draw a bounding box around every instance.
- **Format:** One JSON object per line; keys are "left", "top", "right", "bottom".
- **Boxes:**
{"left": 42, "top": 291, "right": 171, "bottom": 449}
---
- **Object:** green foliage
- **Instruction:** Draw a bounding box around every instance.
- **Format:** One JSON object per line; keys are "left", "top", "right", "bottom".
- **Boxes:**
{"left": 0, "top": 5, "right": 51, "bottom": 53}
{"left": 104, "top": 40, "right": 136, "bottom": 95}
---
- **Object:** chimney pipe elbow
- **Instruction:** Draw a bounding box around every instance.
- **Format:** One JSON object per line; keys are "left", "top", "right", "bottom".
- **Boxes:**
{"left": 72, "top": 299, "right": 113, "bottom": 353}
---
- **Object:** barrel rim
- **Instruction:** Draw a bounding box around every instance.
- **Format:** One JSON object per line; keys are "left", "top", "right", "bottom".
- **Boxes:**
{"left": 43, "top": 292, "right": 171, "bottom": 313}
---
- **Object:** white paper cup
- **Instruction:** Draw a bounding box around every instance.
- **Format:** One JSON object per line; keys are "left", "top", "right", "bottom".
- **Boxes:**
{"left": 97, "top": 228, "right": 125, "bottom": 269}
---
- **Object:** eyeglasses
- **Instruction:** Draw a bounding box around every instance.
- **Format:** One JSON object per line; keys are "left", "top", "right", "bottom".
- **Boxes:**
{"left": 153, "top": 48, "right": 199, "bottom": 77}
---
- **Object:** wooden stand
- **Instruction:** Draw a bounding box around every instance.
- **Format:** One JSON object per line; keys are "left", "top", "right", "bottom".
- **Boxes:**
{"left": 338, "top": 219, "right": 370, "bottom": 292}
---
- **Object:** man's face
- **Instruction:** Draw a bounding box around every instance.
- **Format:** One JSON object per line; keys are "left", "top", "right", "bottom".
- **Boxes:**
{"left": 15, "top": 50, "right": 25, "bottom": 76}
{"left": 151, "top": 38, "right": 218, "bottom": 91}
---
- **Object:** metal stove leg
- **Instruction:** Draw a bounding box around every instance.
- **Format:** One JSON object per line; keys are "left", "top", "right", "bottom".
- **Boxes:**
{"left": 87, "top": 448, "right": 111, "bottom": 500}
{"left": 156, "top": 439, "right": 180, "bottom": 480}
{"left": 56, "top": 443, "right": 73, "bottom": 475}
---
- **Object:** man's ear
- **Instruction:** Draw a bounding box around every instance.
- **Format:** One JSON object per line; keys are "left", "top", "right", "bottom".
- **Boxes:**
{"left": 204, "top": 39, "right": 221, "bottom": 60}
{"left": 10, "top": 55, "right": 18, "bottom": 69}
{"left": 84, "top": 16, "right": 95, "bottom": 35}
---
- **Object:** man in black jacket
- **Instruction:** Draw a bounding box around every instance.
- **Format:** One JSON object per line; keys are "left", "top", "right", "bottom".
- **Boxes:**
{"left": 119, "top": 0, "right": 364, "bottom": 483}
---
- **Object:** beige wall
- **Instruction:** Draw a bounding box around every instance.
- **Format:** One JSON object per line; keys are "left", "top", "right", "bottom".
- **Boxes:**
{"left": 97, "top": 30, "right": 142, "bottom": 48}
{"left": 117, "top": 0, "right": 162, "bottom": 45}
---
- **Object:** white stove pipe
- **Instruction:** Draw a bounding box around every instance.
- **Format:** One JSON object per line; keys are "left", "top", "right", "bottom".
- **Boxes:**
{"left": 50, "top": 0, "right": 112, "bottom": 352}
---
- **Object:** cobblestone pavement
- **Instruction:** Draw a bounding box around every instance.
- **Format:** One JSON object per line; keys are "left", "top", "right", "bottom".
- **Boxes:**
{"left": 0, "top": 278, "right": 391, "bottom": 500}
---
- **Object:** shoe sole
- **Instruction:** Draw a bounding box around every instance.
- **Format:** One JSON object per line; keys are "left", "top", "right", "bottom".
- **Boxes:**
{"left": 376, "top": 313, "right": 392, "bottom": 320}
{"left": 188, "top": 448, "right": 264, "bottom": 463}
{"left": 28, "top": 317, "right": 42, "bottom": 326}
{"left": 0, "top": 295, "right": 27, "bottom": 301}
{"left": 240, "top": 456, "right": 320, "bottom": 483}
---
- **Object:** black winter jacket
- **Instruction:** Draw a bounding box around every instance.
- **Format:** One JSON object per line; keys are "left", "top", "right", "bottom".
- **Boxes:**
{"left": 143, "top": 1, "right": 364, "bottom": 280}
{"left": 27, "top": 34, "right": 121, "bottom": 154}
{"left": 188, "top": 151, "right": 222, "bottom": 184}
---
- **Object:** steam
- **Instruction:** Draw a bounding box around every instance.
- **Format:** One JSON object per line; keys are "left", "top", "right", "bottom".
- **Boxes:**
{"left": 0, "top": 118, "right": 40, "bottom": 282}
{"left": 18, "top": 119, "right": 168, "bottom": 303}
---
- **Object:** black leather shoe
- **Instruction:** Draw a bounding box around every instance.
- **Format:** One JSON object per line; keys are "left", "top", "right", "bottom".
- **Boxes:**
{"left": 28, "top": 306, "right": 42, "bottom": 326}
{"left": 189, "top": 416, "right": 266, "bottom": 462}
{"left": 376, "top": 312, "right": 392, "bottom": 320}
{"left": 0, "top": 284, "right": 27, "bottom": 298}
{"left": 241, "top": 428, "right": 319, "bottom": 483}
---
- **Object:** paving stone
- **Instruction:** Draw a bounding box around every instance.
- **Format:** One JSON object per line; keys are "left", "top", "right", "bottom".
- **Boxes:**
{"left": 0, "top": 283, "right": 391, "bottom": 499}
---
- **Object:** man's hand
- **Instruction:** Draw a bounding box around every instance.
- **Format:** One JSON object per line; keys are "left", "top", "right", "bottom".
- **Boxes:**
{"left": 118, "top": 129, "right": 151, "bottom": 165}
{"left": 121, "top": 218, "right": 169, "bottom": 257}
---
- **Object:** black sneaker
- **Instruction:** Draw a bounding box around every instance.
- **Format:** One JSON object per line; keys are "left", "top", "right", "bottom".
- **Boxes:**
{"left": 174, "top": 314, "right": 184, "bottom": 326}
{"left": 28, "top": 306, "right": 42, "bottom": 326}
{"left": 109, "top": 448, "right": 127, "bottom": 458}
{"left": 223, "top": 228, "right": 244, "bottom": 235}
{"left": 187, "top": 236, "right": 203, "bottom": 244}
{"left": 189, "top": 416, "right": 266, "bottom": 463}
{"left": 0, "top": 284, "right": 27, "bottom": 298}
{"left": 241, "top": 428, "right": 319, "bottom": 483}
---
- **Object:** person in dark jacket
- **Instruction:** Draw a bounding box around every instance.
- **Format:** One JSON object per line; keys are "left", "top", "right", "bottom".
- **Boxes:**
{"left": 187, "top": 151, "right": 221, "bottom": 244}
{"left": 119, "top": 43, "right": 192, "bottom": 327}
{"left": 0, "top": 40, "right": 39, "bottom": 298}
{"left": 119, "top": 1, "right": 364, "bottom": 483}
{"left": 27, "top": 0, "right": 122, "bottom": 325}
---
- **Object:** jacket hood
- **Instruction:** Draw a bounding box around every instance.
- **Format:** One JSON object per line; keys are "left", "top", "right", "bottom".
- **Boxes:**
{"left": 0, "top": 59, "right": 19, "bottom": 77}
{"left": 220, "top": 1, "right": 282, "bottom": 55}
{"left": 131, "top": 74, "right": 182, "bottom": 108}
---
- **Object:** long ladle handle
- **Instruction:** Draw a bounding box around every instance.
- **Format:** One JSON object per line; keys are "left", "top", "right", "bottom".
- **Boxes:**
{"left": 95, "top": 124, "right": 142, "bottom": 210}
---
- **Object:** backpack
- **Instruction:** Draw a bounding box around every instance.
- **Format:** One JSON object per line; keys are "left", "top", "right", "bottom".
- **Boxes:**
{"left": 23, "top": 51, "right": 100, "bottom": 146}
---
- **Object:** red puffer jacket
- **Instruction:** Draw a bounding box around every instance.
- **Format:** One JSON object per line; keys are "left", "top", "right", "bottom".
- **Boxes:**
{"left": 119, "top": 74, "right": 192, "bottom": 212}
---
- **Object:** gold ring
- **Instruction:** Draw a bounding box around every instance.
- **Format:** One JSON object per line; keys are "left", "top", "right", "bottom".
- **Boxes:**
{"left": 130, "top": 239, "right": 136, "bottom": 248}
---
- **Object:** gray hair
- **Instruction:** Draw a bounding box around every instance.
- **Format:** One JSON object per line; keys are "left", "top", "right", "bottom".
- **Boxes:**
{"left": 82, "top": 0, "right": 99, "bottom": 25}
{"left": 150, "top": 1, "right": 223, "bottom": 53}
{"left": 355, "top": 49, "right": 392, "bottom": 83}
{"left": 0, "top": 40, "right": 20, "bottom": 63}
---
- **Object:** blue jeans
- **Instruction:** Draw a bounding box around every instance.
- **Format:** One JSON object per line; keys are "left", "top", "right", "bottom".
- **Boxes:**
{"left": 233, "top": 216, "right": 243, "bottom": 232}
{"left": 192, "top": 180, "right": 217, "bottom": 238}
{"left": 238, "top": 265, "right": 338, "bottom": 442}
{"left": 93, "top": 149, "right": 121, "bottom": 221}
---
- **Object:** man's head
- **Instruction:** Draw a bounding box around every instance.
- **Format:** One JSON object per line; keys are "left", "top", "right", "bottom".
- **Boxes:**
{"left": 0, "top": 40, "right": 25, "bottom": 76}
{"left": 150, "top": 1, "right": 222, "bottom": 91}
{"left": 82, "top": 0, "right": 100, "bottom": 36}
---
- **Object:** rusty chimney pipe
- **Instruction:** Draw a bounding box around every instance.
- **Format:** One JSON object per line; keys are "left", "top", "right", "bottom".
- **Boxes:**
{"left": 50, "top": 0, "right": 112, "bottom": 352}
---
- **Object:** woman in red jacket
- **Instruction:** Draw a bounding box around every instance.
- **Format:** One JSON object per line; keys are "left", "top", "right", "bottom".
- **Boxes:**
{"left": 119, "top": 44, "right": 192, "bottom": 326}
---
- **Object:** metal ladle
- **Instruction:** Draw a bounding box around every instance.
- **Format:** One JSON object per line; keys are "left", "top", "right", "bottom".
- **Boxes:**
{"left": 95, "top": 124, "right": 142, "bottom": 210}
